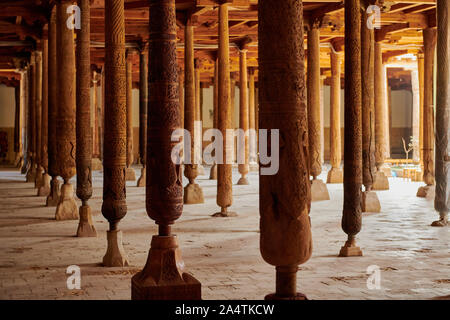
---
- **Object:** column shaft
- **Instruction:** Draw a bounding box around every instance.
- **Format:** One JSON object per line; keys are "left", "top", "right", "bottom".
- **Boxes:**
{"left": 329, "top": 52, "right": 341, "bottom": 170}
{"left": 374, "top": 42, "right": 388, "bottom": 169}
{"left": 237, "top": 49, "right": 249, "bottom": 184}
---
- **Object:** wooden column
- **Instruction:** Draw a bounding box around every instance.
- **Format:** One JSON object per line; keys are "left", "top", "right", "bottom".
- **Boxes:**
{"left": 417, "top": 28, "right": 437, "bottom": 198}
{"left": 55, "top": 0, "right": 78, "bottom": 221}
{"left": 213, "top": 2, "right": 235, "bottom": 218}
{"left": 411, "top": 68, "right": 420, "bottom": 163}
{"left": 100, "top": 67, "right": 105, "bottom": 161}
{"left": 307, "top": 23, "right": 329, "bottom": 201}
{"left": 209, "top": 56, "right": 218, "bottom": 180}
{"left": 25, "top": 54, "right": 36, "bottom": 182}
{"left": 102, "top": 0, "right": 129, "bottom": 267}
{"left": 183, "top": 18, "right": 204, "bottom": 204}
{"left": 91, "top": 70, "right": 103, "bottom": 170}
{"left": 38, "top": 40, "right": 51, "bottom": 197}
{"left": 137, "top": 49, "right": 148, "bottom": 187}
{"left": 46, "top": 6, "right": 60, "bottom": 207}
{"left": 259, "top": 0, "right": 312, "bottom": 299}
{"left": 21, "top": 68, "right": 29, "bottom": 174}
{"left": 194, "top": 58, "right": 204, "bottom": 174}
{"left": 14, "top": 84, "right": 21, "bottom": 166}
{"left": 34, "top": 49, "right": 43, "bottom": 189}
{"left": 248, "top": 67, "right": 257, "bottom": 165}
{"left": 131, "top": 0, "right": 201, "bottom": 300}
{"left": 418, "top": 53, "right": 425, "bottom": 166}
{"left": 339, "top": 0, "right": 363, "bottom": 257}
{"left": 373, "top": 42, "right": 390, "bottom": 190}
{"left": 237, "top": 46, "right": 249, "bottom": 185}
{"left": 361, "top": 8, "right": 380, "bottom": 213}
{"left": 75, "top": 0, "right": 96, "bottom": 237}
{"left": 327, "top": 51, "right": 343, "bottom": 183}
{"left": 125, "top": 51, "right": 136, "bottom": 181}
{"left": 432, "top": 0, "right": 450, "bottom": 226}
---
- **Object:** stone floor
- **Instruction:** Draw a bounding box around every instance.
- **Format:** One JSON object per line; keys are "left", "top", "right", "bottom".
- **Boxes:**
{"left": 0, "top": 164, "right": 448, "bottom": 300}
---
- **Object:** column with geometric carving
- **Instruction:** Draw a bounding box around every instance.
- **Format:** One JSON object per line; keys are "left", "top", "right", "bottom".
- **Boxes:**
{"left": 137, "top": 48, "right": 148, "bottom": 187}
{"left": 237, "top": 41, "right": 249, "bottom": 185}
{"left": 125, "top": 51, "right": 136, "bottom": 181}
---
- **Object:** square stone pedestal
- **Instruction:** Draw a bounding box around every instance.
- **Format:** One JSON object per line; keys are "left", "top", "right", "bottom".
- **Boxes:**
{"left": 361, "top": 191, "right": 381, "bottom": 213}
{"left": 372, "top": 171, "right": 390, "bottom": 190}
{"left": 311, "top": 179, "right": 330, "bottom": 202}
{"left": 184, "top": 183, "right": 204, "bottom": 204}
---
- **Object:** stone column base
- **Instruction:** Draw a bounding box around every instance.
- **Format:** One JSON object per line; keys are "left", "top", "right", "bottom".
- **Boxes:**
{"left": 326, "top": 167, "right": 343, "bottom": 184}
{"left": 137, "top": 167, "right": 146, "bottom": 187}
{"left": 311, "top": 179, "right": 330, "bottom": 202}
{"left": 209, "top": 164, "right": 217, "bottom": 180}
{"left": 338, "top": 238, "right": 363, "bottom": 257}
{"left": 125, "top": 167, "right": 136, "bottom": 181}
{"left": 35, "top": 167, "right": 44, "bottom": 189}
{"left": 212, "top": 207, "right": 237, "bottom": 218}
{"left": 372, "top": 171, "right": 390, "bottom": 190}
{"left": 361, "top": 190, "right": 381, "bottom": 213}
{"left": 417, "top": 185, "right": 435, "bottom": 199}
{"left": 76, "top": 205, "right": 97, "bottom": 237}
{"left": 55, "top": 183, "right": 79, "bottom": 220}
{"left": 26, "top": 164, "right": 36, "bottom": 183}
{"left": 37, "top": 173, "right": 51, "bottom": 197}
{"left": 131, "top": 235, "right": 201, "bottom": 300}
{"left": 103, "top": 230, "right": 129, "bottom": 267}
{"left": 237, "top": 175, "right": 249, "bottom": 185}
{"left": 91, "top": 158, "right": 103, "bottom": 171}
{"left": 46, "top": 177, "right": 60, "bottom": 207}
{"left": 183, "top": 183, "right": 204, "bottom": 204}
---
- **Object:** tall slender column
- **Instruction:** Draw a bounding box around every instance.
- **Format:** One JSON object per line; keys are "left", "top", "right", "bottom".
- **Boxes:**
{"left": 237, "top": 46, "right": 249, "bottom": 185}
{"left": 248, "top": 67, "right": 257, "bottom": 166}
{"left": 179, "top": 68, "right": 184, "bottom": 129}
{"left": 339, "top": 0, "right": 363, "bottom": 257}
{"left": 100, "top": 67, "right": 105, "bottom": 161}
{"left": 46, "top": 6, "right": 60, "bottom": 206}
{"left": 137, "top": 49, "right": 148, "bottom": 187}
{"left": 34, "top": 49, "right": 43, "bottom": 189}
{"left": 25, "top": 55, "right": 36, "bottom": 182}
{"left": 230, "top": 72, "right": 237, "bottom": 162}
{"left": 213, "top": 2, "right": 236, "bottom": 218}
{"left": 327, "top": 51, "right": 343, "bottom": 183}
{"left": 91, "top": 70, "right": 103, "bottom": 170}
{"left": 55, "top": 0, "right": 78, "bottom": 221}
{"left": 307, "top": 23, "right": 329, "bottom": 201}
{"left": 194, "top": 58, "right": 204, "bottom": 175}
{"left": 14, "top": 84, "right": 22, "bottom": 167}
{"left": 38, "top": 40, "right": 51, "bottom": 196}
{"left": 125, "top": 51, "right": 136, "bottom": 181}
{"left": 209, "top": 57, "right": 218, "bottom": 180}
{"left": 417, "top": 28, "right": 437, "bottom": 198}
{"left": 411, "top": 68, "right": 420, "bottom": 162}
{"left": 131, "top": 0, "right": 201, "bottom": 300}
{"left": 361, "top": 8, "right": 380, "bottom": 213}
{"left": 183, "top": 18, "right": 204, "bottom": 204}
{"left": 259, "top": 0, "right": 312, "bottom": 299}
{"left": 21, "top": 68, "right": 29, "bottom": 174}
{"left": 102, "top": 0, "right": 129, "bottom": 266}
{"left": 432, "top": 0, "right": 450, "bottom": 226}
{"left": 75, "top": 0, "right": 96, "bottom": 237}
{"left": 373, "top": 42, "right": 390, "bottom": 190}
{"left": 319, "top": 75, "right": 325, "bottom": 165}
{"left": 418, "top": 53, "right": 425, "bottom": 167}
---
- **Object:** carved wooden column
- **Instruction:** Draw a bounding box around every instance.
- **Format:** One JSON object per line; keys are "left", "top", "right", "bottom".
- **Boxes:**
{"left": 125, "top": 51, "right": 136, "bottom": 181}
{"left": 319, "top": 75, "right": 325, "bottom": 165}
{"left": 373, "top": 42, "right": 390, "bottom": 190}
{"left": 75, "top": 0, "right": 96, "bottom": 237}
{"left": 46, "top": 6, "right": 60, "bottom": 206}
{"left": 194, "top": 58, "right": 204, "bottom": 175}
{"left": 14, "top": 83, "right": 22, "bottom": 167}
{"left": 21, "top": 68, "right": 29, "bottom": 174}
{"left": 248, "top": 67, "right": 257, "bottom": 167}
{"left": 209, "top": 56, "right": 218, "bottom": 180}
{"left": 259, "top": 0, "right": 312, "bottom": 299}
{"left": 34, "top": 49, "right": 43, "bottom": 189}
{"left": 432, "top": 0, "right": 450, "bottom": 226}
{"left": 91, "top": 70, "right": 103, "bottom": 170}
{"left": 131, "top": 0, "right": 201, "bottom": 300}
{"left": 25, "top": 54, "right": 36, "bottom": 182}
{"left": 183, "top": 17, "right": 204, "bottom": 204}
{"left": 361, "top": 9, "right": 380, "bottom": 213}
{"left": 417, "top": 28, "right": 437, "bottom": 198}
{"left": 55, "top": 0, "right": 78, "bottom": 221}
{"left": 100, "top": 67, "right": 105, "bottom": 161}
{"left": 411, "top": 68, "right": 420, "bottom": 163}
{"left": 102, "top": 0, "right": 129, "bottom": 267}
{"left": 213, "top": 2, "right": 236, "bottom": 218}
{"left": 38, "top": 40, "right": 51, "bottom": 196}
{"left": 339, "top": 0, "right": 363, "bottom": 257}
{"left": 237, "top": 44, "right": 249, "bottom": 185}
{"left": 307, "top": 23, "right": 329, "bottom": 201}
{"left": 179, "top": 68, "right": 184, "bottom": 129}
{"left": 417, "top": 53, "right": 425, "bottom": 167}
{"left": 327, "top": 51, "right": 343, "bottom": 183}
{"left": 137, "top": 49, "right": 148, "bottom": 187}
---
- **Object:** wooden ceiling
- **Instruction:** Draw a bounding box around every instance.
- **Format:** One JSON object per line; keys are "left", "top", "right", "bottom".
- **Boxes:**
{"left": 0, "top": 0, "right": 437, "bottom": 88}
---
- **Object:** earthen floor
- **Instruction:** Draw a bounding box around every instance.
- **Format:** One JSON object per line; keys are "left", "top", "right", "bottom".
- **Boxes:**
{"left": 0, "top": 165, "right": 449, "bottom": 300}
